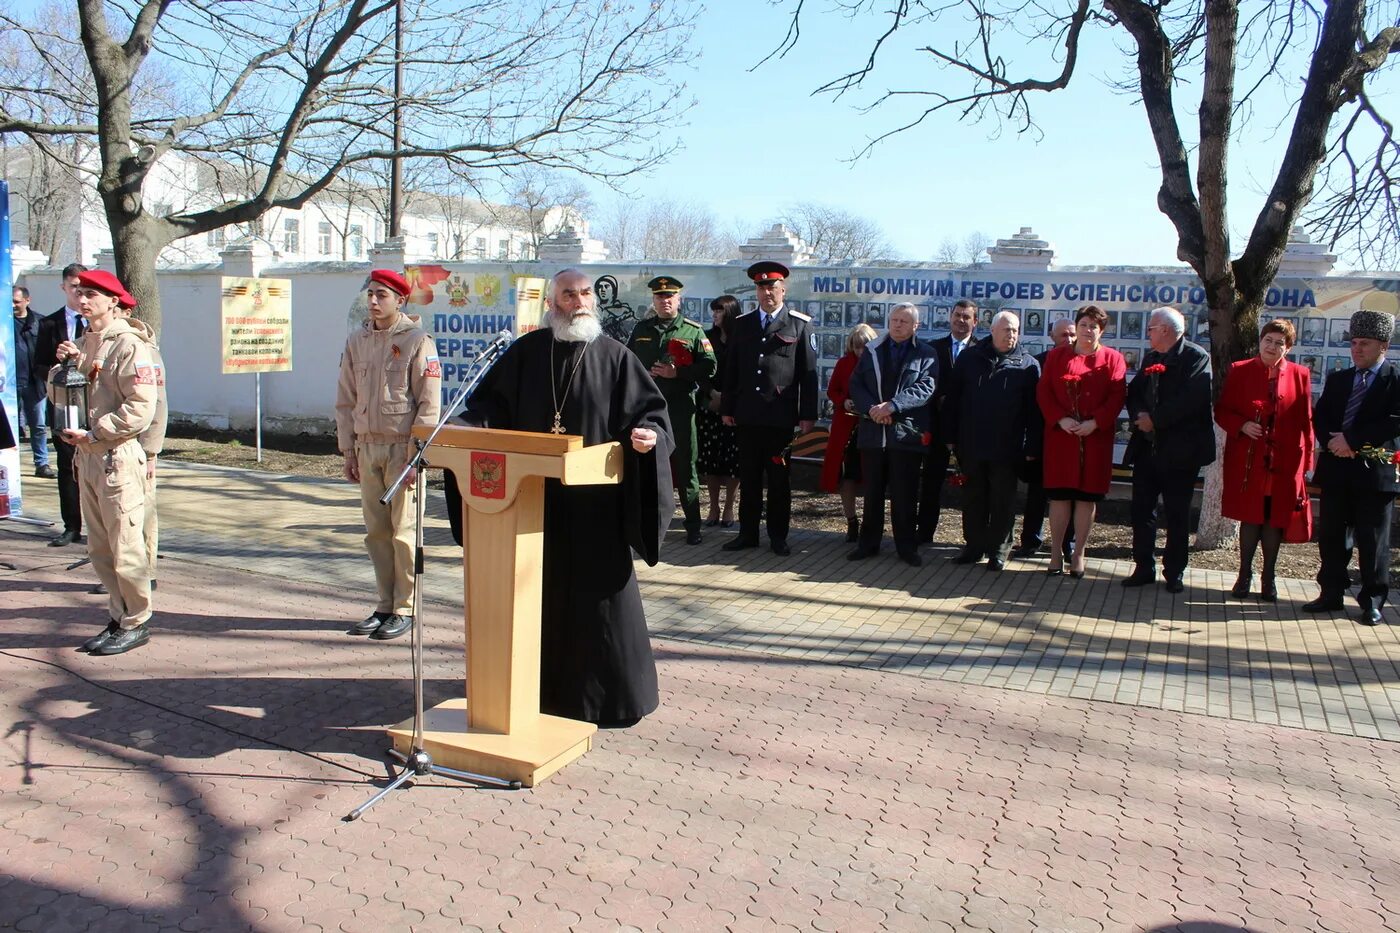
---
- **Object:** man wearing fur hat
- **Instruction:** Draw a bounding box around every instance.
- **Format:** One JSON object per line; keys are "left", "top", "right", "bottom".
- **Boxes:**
{"left": 335, "top": 270, "right": 441, "bottom": 641}
{"left": 1305, "top": 308, "right": 1400, "bottom": 626}
{"left": 51, "top": 270, "right": 159, "bottom": 655}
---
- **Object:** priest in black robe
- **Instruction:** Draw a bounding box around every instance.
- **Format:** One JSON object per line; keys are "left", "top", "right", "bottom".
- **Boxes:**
{"left": 444, "top": 268, "right": 673, "bottom": 727}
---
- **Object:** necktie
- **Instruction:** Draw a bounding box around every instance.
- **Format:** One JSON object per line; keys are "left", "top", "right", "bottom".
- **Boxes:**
{"left": 1342, "top": 370, "right": 1370, "bottom": 429}
{"left": 952, "top": 340, "right": 962, "bottom": 361}
{"left": 761, "top": 313, "right": 770, "bottom": 330}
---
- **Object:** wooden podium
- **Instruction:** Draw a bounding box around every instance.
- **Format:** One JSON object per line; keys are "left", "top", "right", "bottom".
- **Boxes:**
{"left": 387, "top": 424, "right": 623, "bottom": 786}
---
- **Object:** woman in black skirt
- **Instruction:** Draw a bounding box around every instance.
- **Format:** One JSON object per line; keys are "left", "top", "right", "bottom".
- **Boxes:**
{"left": 698, "top": 296, "right": 740, "bottom": 526}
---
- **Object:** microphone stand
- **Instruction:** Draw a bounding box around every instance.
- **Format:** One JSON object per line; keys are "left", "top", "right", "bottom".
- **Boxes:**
{"left": 347, "top": 335, "right": 521, "bottom": 820}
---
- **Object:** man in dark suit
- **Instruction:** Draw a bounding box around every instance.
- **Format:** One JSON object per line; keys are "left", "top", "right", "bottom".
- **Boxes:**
{"left": 1304, "top": 309, "right": 1400, "bottom": 626}
{"left": 916, "top": 298, "right": 977, "bottom": 543}
{"left": 34, "top": 263, "right": 88, "bottom": 546}
{"left": 720, "top": 261, "right": 818, "bottom": 557}
{"left": 1122, "top": 306, "right": 1215, "bottom": 593}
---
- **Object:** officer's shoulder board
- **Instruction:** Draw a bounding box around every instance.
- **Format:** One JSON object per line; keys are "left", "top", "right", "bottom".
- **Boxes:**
{"left": 682, "top": 317, "right": 704, "bottom": 329}
{"left": 788, "top": 309, "right": 812, "bottom": 323}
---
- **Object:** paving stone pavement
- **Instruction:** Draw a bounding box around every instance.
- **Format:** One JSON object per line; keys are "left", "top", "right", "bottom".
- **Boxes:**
{"left": 3, "top": 462, "right": 1399, "bottom": 931}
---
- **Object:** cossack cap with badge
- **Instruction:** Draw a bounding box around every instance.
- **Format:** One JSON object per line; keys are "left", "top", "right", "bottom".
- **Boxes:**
{"left": 368, "top": 269, "right": 411, "bottom": 298}
{"left": 1349, "top": 309, "right": 1395, "bottom": 343}
{"left": 77, "top": 270, "right": 137, "bottom": 308}
{"left": 746, "top": 261, "right": 789, "bottom": 283}
{"left": 648, "top": 276, "right": 683, "bottom": 295}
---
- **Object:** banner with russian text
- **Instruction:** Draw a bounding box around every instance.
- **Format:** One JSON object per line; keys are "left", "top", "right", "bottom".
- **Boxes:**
{"left": 221, "top": 277, "right": 293, "bottom": 374}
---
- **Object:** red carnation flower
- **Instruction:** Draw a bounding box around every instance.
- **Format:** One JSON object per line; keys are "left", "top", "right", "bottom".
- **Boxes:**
{"left": 1061, "top": 373, "right": 1082, "bottom": 385}
{"left": 1144, "top": 363, "right": 1167, "bottom": 375}
{"left": 921, "top": 431, "right": 932, "bottom": 446}
{"left": 667, "top": 339, "right": 694, "bottom": 367}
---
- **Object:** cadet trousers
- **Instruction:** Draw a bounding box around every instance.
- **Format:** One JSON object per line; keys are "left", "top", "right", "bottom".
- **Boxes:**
{"left": 77, "top": 441, "right": 152, "bottom": 629}
{"left": 144, "top": 468, "right": 159, "bottom": 579}
{"left": 357, "top": 441, "right": 416, "bottom": 615}
{"left": 736, "top": 425, "right": 794, "bottom": 544}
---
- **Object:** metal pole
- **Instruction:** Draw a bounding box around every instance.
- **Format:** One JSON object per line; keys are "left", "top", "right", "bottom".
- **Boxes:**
{"left": 388, "top": 0, "right": 403, "bottom": 239}
{"left": 255, "top": 372, "right": 263, "bottom": 463}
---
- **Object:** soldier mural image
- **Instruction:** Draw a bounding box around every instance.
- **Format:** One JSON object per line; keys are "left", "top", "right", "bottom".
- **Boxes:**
{"left": 594, "top": 275, "right": 642, "bottom": 342}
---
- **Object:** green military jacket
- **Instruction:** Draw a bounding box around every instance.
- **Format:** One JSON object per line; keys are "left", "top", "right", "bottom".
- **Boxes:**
{"left": 626, "top": 314, "right": 718, "bottom": 412}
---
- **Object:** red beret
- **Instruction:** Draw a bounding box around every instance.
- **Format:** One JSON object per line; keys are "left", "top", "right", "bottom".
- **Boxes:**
{"left": 368, "top": 269, "right": 410, "bottom": 298}
{"left": 77, "top": 270, "right": 137, "bottom": 308}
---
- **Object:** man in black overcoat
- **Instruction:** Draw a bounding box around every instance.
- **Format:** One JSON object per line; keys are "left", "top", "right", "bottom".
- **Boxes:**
{"left": 1304, "top": 308, "right": 1400, "bottom": 626}
{"left": 1122, "top": 306, "right": 1214, "bottom": 593}
{"left": 34, "top": 263, "right": 88, "bottom": 546}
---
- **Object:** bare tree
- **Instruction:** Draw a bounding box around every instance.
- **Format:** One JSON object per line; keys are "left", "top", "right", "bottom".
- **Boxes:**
{"left": 934, "top": 235, "right": 961, "bottom": 265}
{"left": 962, "top": 231, "right": 992, "bottom": 266}
{"left": 595, "top": 197, "right": 738, "bottom": 262}
{"left": 776, "top": 201, "right": 894, "bottom": 264}
{"left": 770, "top": 0, "right": 1400, "bottom": 546}
{"left": 0, "top": 0, "right": 696, "bottom": 331}
{"left": 506, "top": 165, "right": 593, "bottom": 259}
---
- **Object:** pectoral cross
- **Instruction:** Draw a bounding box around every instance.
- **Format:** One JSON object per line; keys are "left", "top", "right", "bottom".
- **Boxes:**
{"left": 550, "top": 413, "right": 566, "bottom": 434}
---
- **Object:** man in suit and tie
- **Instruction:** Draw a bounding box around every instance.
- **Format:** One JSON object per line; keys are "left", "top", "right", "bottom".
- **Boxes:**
{"left": 34, "top": 263, "right": 89, "bottom": 546}
{"left": 1304, "top": 308, "right": 1400, "bottom": 626}
{"left": 720, "top": 260, "right": 818, "bottom": 556}
{"left": 1014, "top": 316, "right": 1075, "bottom": 558}
{"left": 917, "top": 298, "right": 978, "bottom": 543}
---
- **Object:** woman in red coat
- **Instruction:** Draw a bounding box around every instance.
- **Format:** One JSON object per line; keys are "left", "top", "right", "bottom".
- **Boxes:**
{"left": 1215, "top": 319, "right": 1313, "bottom": 602}
{"left": 1036, "top": 305, "right": 1128, "bottom": 577}
{"left": 820, "top": 323, "right": 878, "bottom": 541}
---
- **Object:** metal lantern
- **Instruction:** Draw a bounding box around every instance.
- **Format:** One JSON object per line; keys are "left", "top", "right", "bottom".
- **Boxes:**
{"left": 51, "top": 360, "right": 89, "bottom": 433}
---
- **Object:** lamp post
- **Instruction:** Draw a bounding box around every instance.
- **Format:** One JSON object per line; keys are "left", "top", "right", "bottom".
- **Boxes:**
{"left": 388, "top": 0, "right": 403, "bottom": 239}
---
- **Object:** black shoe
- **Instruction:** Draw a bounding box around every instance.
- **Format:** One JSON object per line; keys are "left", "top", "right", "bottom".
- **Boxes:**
{"left": 1259, "top": 578, "right": 1277, "bottom": 602}
{"left": 898, "top": 551, "right": 923, "bottom": 568}
{"left": 1357, "top": 608, "right": 1383, "bottom": 626}
{"left": 1230, "top": 575, "right": 1252, "bottom": 598}
{"left": 1011, "top": 545, "right": 1041, "bottom": 560}
{"left": 1302, "top": 596, "right": 1344, "bottom": 613}
{"left": 1121, "top": 571, "right": 1156, "bottom": 588}
{"left": 89, "top": 582, "right": 107, "bottom": 595}
{"left": 704, "top": 517, "right": 720, "bottom": 527}
{"left": 721, "top": 537, "right": 758, "bottom": 552}
{"left": 1069, "top": 568, "right": 1085, "bottom": 579}
{"left": 685, "top": 528, "right": 703, "bottom": 545}
{"left": 950, "top": 551, "right": 980, "bottom": 565}
{"left": 986, "top": 558, "right": 1005, "bottom": 572}
{"left": 95, "top": 624, "right": 150, "bottom": 655}
{"left": 847, "top": 548, "right": 876, "bottom": 561}
{"left": 371, "top": 614, "right": 413, "bottom": 640}
{"left": 81, "top": 620, "right": 120, "bottom": 653}
{"left": 151, "top": 579, "right": 158, "bottom": 592}
{"left": 845, "top": 517, "right": 861, "bottom": 543}
{"left": 771, "top": 540, "right": 791, "bottom": 557}
{"left": 34, "top": 464, "right": 57, "bottom": 479}
{"left": 348, "top": 611, "right": 390, "bottom": 636}
{"left": 915, "top": 531, "right": 934, "bottom": 546}
{"left": 1165, "top": 577, "right": 1185, "bottom": 594}
{"left": 49, "top": 529, "right": 78, "bottom": 547}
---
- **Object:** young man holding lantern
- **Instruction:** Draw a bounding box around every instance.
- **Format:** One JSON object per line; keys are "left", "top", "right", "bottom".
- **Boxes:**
{"left": 49, "top": 270, "right": 159, "bottom": 655}
{"left": 625, "top": 275, "right": 717, "bottom": 545}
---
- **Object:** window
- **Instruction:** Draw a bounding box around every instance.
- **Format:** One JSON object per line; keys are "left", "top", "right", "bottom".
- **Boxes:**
{"left": 207, "top": 228, "right": 225, "bottom": 248}
{"left": 474, "top": 237, "right": 486, "bottom": 259}
{"left": 497, "top": 239, "right": 509, "bottom": 260}
{"left": 283, "top": 218, "right": 300, "bottom": 254}
{"left": 318, "top": 221, "right": 332, "bottom": 255}
{"left": 349, "top": 224, "right": 364, "bottom": 259}
{"left": 426, "top": 232, "right": 439, "bottom": 257}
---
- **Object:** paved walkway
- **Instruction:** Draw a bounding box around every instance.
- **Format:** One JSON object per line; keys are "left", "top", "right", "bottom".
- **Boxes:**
{"left": 3, "top": 462, "right": 1399, "bottom": 931}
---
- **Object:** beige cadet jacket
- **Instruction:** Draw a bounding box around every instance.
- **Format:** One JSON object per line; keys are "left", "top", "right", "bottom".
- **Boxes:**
{"left": 127, "top": 318, "right": 168, "bottom": 456}
{"left": 48, "top": 318, "right": 158, "bottom": 454}
{"left": 335, "top": 313, "right": 442, "bottom": 453}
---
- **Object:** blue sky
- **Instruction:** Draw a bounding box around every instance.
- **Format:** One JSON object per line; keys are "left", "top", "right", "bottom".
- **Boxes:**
{"left": 587, "top": 1, "right": 1395, "bottom": 269}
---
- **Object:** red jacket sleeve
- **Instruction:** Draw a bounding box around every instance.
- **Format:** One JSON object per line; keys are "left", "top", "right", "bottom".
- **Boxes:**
{"left": 1091, "top": 351, "right": 1127, "bottom": 431}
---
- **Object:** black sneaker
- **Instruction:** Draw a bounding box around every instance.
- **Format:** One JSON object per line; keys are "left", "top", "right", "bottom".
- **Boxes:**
{"left": 371, "top": 614, "right": 413, "bottom": 640}
{"left": 34, "top": 465, "right": 57, "bottom": 479}
{"left": 348, "top": 611, "right": 390, "bottom": 636}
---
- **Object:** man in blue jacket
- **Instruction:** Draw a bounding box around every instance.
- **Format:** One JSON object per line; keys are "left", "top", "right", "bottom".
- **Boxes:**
{"left": 847, "top": 303, "right": 938, "bottom": 566}
{"left": 943, "top": 311, "right": 1042, "bottom": 571}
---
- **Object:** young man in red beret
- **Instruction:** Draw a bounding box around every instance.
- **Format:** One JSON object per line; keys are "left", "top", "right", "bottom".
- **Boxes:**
{"left": 51, "top": 270, "right": 160, "bottom": 655}
{"left": 335, "top": 270, "right": 441, "bottom": 640}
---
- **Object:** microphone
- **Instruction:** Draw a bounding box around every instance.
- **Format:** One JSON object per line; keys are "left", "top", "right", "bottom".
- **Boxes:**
{"left": 482, "top": 329, "right": 513, "bottom": 355}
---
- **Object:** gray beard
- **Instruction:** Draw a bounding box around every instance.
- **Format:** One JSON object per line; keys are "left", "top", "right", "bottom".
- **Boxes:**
{"left": 549, "top": 310, "right": 602, "bottom": 343}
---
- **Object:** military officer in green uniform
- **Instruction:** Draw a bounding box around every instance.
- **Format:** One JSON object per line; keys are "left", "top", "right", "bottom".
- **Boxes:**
{"left": 627, "top": 276, "right": 718, "bottom": 544}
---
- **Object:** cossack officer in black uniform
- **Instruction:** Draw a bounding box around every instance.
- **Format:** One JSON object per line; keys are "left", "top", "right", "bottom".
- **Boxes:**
{"left": 720, "top": 261, "right": 818, "bottom": 556}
